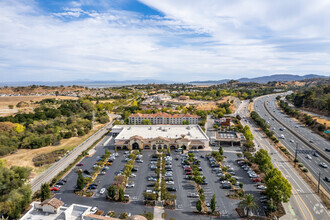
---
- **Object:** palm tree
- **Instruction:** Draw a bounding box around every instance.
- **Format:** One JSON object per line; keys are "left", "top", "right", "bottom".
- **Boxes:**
{"left": 239, "top": 194, "right": 258, "bottom": 218}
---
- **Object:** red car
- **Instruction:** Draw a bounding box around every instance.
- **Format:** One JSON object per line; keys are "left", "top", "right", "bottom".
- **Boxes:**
{"left": 50, "top": 186, "right": 59, "bottom": 191}
{"left": 76, "top": 163, "right": 84, "bottom": 166}
{"left": 184, "top": 167, "right": 192, "bottom": 171}
{"left": 185, "top": 172, "right": 192, "bottom": 175}
{"left": 253, "top": 178, "right": 261, "bottom": 182}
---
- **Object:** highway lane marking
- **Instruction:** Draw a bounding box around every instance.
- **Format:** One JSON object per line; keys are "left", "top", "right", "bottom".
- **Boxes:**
{"left": 249, "top": 114, "right": 310, "bottom": 220}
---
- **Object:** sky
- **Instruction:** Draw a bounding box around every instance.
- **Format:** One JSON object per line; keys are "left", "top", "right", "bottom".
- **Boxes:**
{"left": 0, "top": 0, "right": 329, "bottom": 82}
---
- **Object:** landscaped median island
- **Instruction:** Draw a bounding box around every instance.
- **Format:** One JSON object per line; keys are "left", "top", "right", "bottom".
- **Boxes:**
{"left": 106, "top": 150, "right": 138, "bottom": 203}
{"left": 143, "top": 150, "right": 177, "bottom": 209}
{"left": 74, "top": 149, "right": 112, "bottom": 197}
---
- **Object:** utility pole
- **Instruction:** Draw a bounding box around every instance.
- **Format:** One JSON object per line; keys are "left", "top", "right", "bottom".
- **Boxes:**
{"left": 294, "top": 143, "right": 298, "bottom": 167}
{"left": 318, "top": 172, "right": 321, "bottom": 193}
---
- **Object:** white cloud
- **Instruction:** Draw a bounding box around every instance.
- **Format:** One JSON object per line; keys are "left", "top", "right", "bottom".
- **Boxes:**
{"left": 0, "top": 0, "right": 329, "bottom": 82}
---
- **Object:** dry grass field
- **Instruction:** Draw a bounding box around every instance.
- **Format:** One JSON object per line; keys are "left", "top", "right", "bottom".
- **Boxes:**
{"left": 196, "top": 96, "right": 238, "bottom": 112}
{"left": 1, "top": 123, "right": 104, "bottom": 177}
{"left": 0, "top": 95, "right": 77, "bottom": 116}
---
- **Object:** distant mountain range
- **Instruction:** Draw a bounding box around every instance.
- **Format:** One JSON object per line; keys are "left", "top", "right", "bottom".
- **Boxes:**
{"left": 190, "top": 74, "right": 329, "bottom": 84}
{"left": 0, "top": 79, "right": 174, "bottom": 87}
{"left": 0, "top": 74, "right": 328, "bottom": 87}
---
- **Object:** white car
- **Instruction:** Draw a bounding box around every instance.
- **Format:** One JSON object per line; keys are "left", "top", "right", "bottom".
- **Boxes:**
{"left": 130, "top": 174, "right": 136, "bottom": 178}
{"left": 99, "top": 188, "right": 106, "bottom": 195}
{"left": 90, "top": 207, "right": 98, "bottom": 214}
{"left": 257, "top": 185, "right": 267, "bottom": 190}
{"left": 166, "top": 181, "right": 175, "bottom": 185}
{"left": 320, "top": 163, "right": 328, "bottom": 168}
{"left": 126, "top": 183, "right": 135, "bottom": 188}
{"left": 290, "top": 140, "right": 294, "bottom": 143}
{"left": 306, "top": 155, "right": 312, "bottom": 160}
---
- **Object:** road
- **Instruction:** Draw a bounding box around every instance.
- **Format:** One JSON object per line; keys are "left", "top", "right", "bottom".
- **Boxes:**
{"left": 30, "top": 120, "right": 116, "bottom": 193}
{"left": 254, "top": 94, "right": 330, "bottom": 193}
{"left": 236, "top": 99, "right": 329, "bottom": 220}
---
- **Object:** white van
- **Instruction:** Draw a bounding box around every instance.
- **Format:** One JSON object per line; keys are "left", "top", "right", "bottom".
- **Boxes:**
{"left": 280, "top": 134, "right": 285, "bottom": 139}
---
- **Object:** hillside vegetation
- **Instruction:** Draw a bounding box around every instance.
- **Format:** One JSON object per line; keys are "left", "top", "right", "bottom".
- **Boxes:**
{"left": 286, "top": 84, "right": 330, "bottom": 116}
{"left": 0, "top": 98, "right": 109, "bottom": 156}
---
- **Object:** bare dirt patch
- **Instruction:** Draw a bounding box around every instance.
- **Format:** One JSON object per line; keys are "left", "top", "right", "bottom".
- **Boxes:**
{"left": 196, "top": 96, "right": 237, "bottom": 111}
{"left": 1, "top": 123, "right": 104, "bottom": 176}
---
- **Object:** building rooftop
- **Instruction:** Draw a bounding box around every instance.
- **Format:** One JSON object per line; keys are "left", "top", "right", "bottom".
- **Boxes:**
{"left": 113, "top": 125, "right": 208, "bottom": 141}
{"left": 129, "top": 112, "right": 199, "bottom": 118}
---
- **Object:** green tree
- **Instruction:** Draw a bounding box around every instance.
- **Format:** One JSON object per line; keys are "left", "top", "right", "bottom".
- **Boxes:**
{"left": 265, "top": 168, "right": 292, "bottom": 204}
{"left": 239, "top": 194, "right": 258, "bottom": 218}
{"left": 196, "top": 199, "right": 202, "bottom": 212}
{"left": 119, "top": 212, "right": 128, "bottom": 219}
{"left": 76, "top": 172, "right": 85, "bottom": 190}
{"left": 182, "top": 120, "right": 189, "bottom": 125}
{"left": 40, "top": 183, "right": 51, "bottom": 202}
{"left": 142, "top": 211, "right": 154, "bottom": 220}
{"left": 107, "top": 185, "right": 116, "bottom": 199}
{"left": 142, "top": 119, "right": 151, "bottom": 125}
{"left": 219, "top": 146, "right": 223, "bottom": 155}
{"left": 118, "top": 187, "right": 124, "bottom": 201}
{"left": 210, "top": 194, "right": 216, "bottom": 213}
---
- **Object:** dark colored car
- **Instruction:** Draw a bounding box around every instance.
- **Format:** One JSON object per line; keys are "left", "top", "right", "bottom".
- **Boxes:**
{"left": 222, "top": 184, "right": 231, "bottom": 189}
{"left": 56, "top": 181, "right": 65, "bottom": 185}
{"left": 147, "top": 183, "right": 155, "bottom": 187}
{"left": 166, "top": 187, "right": 177, "bottom": 192}
{"left": 76, "top": 163, "right": 84, "bottom": 166}
{"left": 325, "top": 148, "right": 330, "bottom": 152}
{"left": 132, "top": 167, "right": 138, "bottom": 172}
{"left": 88, "top": 185, "right": 97, "bottom": 189}
{"left": 324, "top": 177, "right": 330, "bottom": 182}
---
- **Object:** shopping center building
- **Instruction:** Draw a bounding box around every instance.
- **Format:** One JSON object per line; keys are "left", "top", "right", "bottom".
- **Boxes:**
{"left": 111, "top": 125, "right": 209, "bottom": 150}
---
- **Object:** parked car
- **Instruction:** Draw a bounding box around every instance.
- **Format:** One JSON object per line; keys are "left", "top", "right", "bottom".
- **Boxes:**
{"left": 126, "top": 183, "right": 135, "bottom": 188}
{"left": 252, "top": 178, "right": 261, "bottom": 182}
{"left": 130, "top": 174, "right": 137, "bottom": 178}
{"left": 324, "top": 177, "right": 330, "bottom": 182}
{"left": 99, "top": 188, "right": 106, "bottom": 195}
{"left": 320, "top": 162, "right": 328, "bottom": 168}
{"left": 90, "top": 207, "right": 98, "bottom": 214}
{"left": 132, "top": 167, "right": 138, "bottom": 172}
{"left": 166, "top": 181, "right": 174, "bottom": 185}
{"left": 76, "top": 163, "right": 84, "bottom": 166}
{"left": 313, "top": 152, "right": 319, "bottom": 157}
{"left": 167, "top": 187, "right": 177, "bottom": 192}
{"left": 50, "top": 186, "right": 59, "bottom": 191}
{"left": 88, "top": 185, "right": 97, "bottom": 190}
{"left": 306, "top": 155, "right": 312, "bottom": 160}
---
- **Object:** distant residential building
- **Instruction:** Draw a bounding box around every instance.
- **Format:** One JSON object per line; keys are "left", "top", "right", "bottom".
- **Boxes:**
{"left": 148, "top": 93, "right": 171, "bottom": 101}
{"left": 129, "top": 112, "right": 199, "bottom": 125}
{"left": 178, "top": 95, "right": 190, "bottom": 100}
{"left": 214, "top": 118, "right": 231, "bottom": 127}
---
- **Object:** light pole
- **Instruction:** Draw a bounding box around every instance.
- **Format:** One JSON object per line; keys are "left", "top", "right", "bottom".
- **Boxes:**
{"left": 294, "top": 143, "right": 298, "bottom": 167}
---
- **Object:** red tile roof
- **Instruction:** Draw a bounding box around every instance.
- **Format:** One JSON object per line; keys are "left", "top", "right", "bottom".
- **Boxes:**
{"left": 129, "top": 113, "right": 198, "bottom": 118}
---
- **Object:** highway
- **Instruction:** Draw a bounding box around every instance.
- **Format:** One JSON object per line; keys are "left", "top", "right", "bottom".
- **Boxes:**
{"left": 30, "top": 120, "right": 116, "bottom": 193}
{"left": 236, "top": 100, "right": 329, "bottom": 220}
{"left": 254, "top": 94, "right": 330, "bottom": 193}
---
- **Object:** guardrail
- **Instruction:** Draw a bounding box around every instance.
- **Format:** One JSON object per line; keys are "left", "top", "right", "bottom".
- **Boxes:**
{"left": 262, "top": 99, "right": 330, "bottom": 163}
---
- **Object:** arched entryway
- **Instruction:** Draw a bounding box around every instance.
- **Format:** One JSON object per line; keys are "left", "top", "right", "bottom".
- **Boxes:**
{"left": 116, "top": 146, "right": 122, "bottom": 150}
{"left": 158, "top": 144, "right": 162, "bottom": 149}
{"left": 191, "top": 146, "right": 197, "bottom": 149}
{"left": 123, "top": 146, "right": 128, "bottom": 150}
{"left": 182, "top": 145, "right": 187, "bottom": 150}
{"left": 163, "top": 145, "right": 167, "bottom": 149}
{"left": 153, "top": 145, "right": 157, "bottom": 150}
{"left": 132, "top": 142, "right": 139, "bottom": 150}
{"left": 170, "top": 145, "right": 176, "bottom": 149}
{"left": 198, "top": 145, "right": 204, "bottom": 149}
{"left": 144, "top": 145, "right": 150, "bottom": 149}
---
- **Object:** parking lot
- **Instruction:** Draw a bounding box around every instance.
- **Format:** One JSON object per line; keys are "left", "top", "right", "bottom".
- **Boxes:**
{"left": 52, "top": 133, "right": 266, "bottom": 219}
